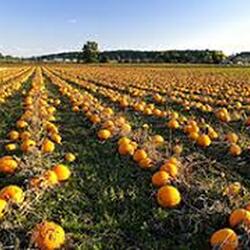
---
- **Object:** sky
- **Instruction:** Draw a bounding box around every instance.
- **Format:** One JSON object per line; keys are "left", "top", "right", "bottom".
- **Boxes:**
{"left": 0, "top": 0, "right": 250, "bottom": 57}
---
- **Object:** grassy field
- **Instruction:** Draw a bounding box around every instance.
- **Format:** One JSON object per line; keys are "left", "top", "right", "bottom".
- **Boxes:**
{"left": 0, "top": 64, "right": 249, "bottom": 249}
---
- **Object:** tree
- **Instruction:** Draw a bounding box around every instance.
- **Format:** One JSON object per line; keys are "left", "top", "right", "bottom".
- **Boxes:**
{"left": 212, "top": 51, "right": 226, "bottom": 64}
{"left": 82, "top": 41, "right": 99, "bottom": 63}
{"left": 99, "top": 55, "right": 109, "bottom": 63}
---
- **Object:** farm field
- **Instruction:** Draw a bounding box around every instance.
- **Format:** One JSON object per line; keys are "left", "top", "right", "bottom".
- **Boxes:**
{"left": 0, "top": 64, "right": 250, "bottom": 249}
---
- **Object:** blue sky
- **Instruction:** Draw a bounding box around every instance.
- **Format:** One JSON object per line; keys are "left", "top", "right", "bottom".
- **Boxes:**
{"left": 0, "top": 0, "right": 250, "bottom": 57}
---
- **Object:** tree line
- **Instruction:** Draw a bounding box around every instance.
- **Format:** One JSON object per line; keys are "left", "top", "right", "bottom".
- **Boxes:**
{"left": 0, "top": 52, "right": 22, "bottom": 62}
{"left": 2, "top": 41, "right": 249, "bottom": 64}
{"left": 32, "top": 41, "right": 227, "bottom": 64}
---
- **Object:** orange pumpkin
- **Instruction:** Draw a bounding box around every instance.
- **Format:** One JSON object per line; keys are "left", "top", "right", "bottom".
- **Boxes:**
{"left": 160, "top": 162, "right": 178, "bottom": 178}
{"left": 21, "top": 139, "right": 36, "bottom": 153}
{"left": 41, "top": 139, "right": 55, "bottom": 153}
{"left": 43, "top": 170, "right": 58, "bottom": 186}
{"left": 98, "top": 129, "right": 112, "bottom": 140}
{"left": 225, "top": 133, "right": 239, "bottom": 144}
{"left": 64, "top": 153, "right": 76, "bottom": 162}
{"left": 229, "top": 208, "right": 250, "bottom": 227}
{"left": 210, "top": 228, "right": 238, "bottom": 250}
{"left": 0, "top": 185, "right": 24, "bottom": 204}
{"left": 32, "top": 221, "right": 65, "bottom": 250}
{"left": 133, "top": 149, "right": 148, "bottom": 162}
{"left": 196, "top": 134, "right": 211, "bottom": 147}
{"left": 52, "top": 164, "right": 71, "bottom": 181}
{"left": 167, "top": 119, "right": 179, "bottom": 129}
{"left": 118, "top": 142, "right": 135, "bottom": 155}
{"left": 152, "top": 171, "right": 170, "bottom": 187}
{"left": 229, "top": 144, "right": 242, "bottom": 156}
{"left": 0, "top": 199, "right": 7, "bottom": 219}
{"left": 8, "top": 130, "right": 19, "bottom": 141}
{"left": 0, "top": 156, "right": 18, "bottom": 174}
{"left": 138, "top": 158, "right": 152, "bottom": 169}
{"left": 156, "top": 185, "right": 181, "bottom": 208}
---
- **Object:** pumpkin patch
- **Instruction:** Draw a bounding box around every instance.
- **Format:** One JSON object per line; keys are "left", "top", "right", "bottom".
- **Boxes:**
{"left": 0, "top": 64, "right": 250, "bottom": 249}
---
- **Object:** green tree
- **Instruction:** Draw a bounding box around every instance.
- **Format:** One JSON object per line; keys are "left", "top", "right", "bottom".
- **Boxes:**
{"left": 82, "top": 41, "right": 99, "bottom": 63}
{"left": 99, "top": 55, "right": 109, "bottom": 63}
{"left": 212, "top": 51, "right": 226, "bottom": 64}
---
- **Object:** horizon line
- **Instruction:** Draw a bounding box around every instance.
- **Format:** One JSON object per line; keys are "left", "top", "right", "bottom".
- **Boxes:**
{"left": 5, "top": 48, "right": 248, "bottom": 59}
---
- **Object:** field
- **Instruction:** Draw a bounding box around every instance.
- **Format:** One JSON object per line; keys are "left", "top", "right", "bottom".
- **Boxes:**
{"left": 0, "top": 64, "right": 250, "bottom": 250}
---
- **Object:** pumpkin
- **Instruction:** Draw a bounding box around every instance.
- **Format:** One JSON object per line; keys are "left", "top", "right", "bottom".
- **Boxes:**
{"left": 20, "top": 131, "right": 31, "bottom": 141}
{"left": 130, "top": 141, "right": 138, "bottom": 150}
{"left": 229, "top": 144, "right": 242, "bottom": 156}
{"left": 97, "top": 129, "right": 112, "bottom": 140}
{"left": 133, "top": 149, "right": 148, "bottom": 162}
{"left": 47, "top": 106, "right": 56, "bottom": 114}
{"left": 54, "top": 99, "right": 61, "bottom": 106}
{"left": 151, "top": 135, "right": 164, "bottom": 146}
{"left": 229, "top": 208, "right": 250, "bottom": 227}
{"left": 64, "top": 153, "right": 76, "bottom": 162}
{"left": 118, "top": 142, "right": 135, "bottom": 155}
{"left": 184, "top": 124, "right": 199, "bottom": 134}
{"left": 153, "top": 93, "right": 162, "bottom": 103}
{"left": 32, "top": 221, "right": 65, "bottom": 250}
{"left": 16, "top": 120, "right": 28, "bottom": 129}
{"left": 0, "top": 199, "right": 7, "bottom": 219}
{"left": 8, "top": 130, "right": 19, "bottom": 141}
{"left": 196, "top": 134, "right": 211, "bottom": 147}
{"left": 21, "top": 139, "right": 36, "bottom": 153}
{"left": 45, "top": 123, "right": 59, "bottom": 134}
{"left": 0, "top": 156, "right": 18, "bottom": 174}
{"left": 173, "top": 144, "right": 183, "bottom": 155}
{"left": 5, "top": 143, "right": 17, "bottom": 152}
{"left": 90, "top": 114, "right": 101, "bottom": 124}
{"left": 50, "top": 133, "right": 62, "bottom": 144}
{"left": 223, "top": 182, "right": 241, "bottom": 196}
{"left": 152, "top": 171, "right": 170, "bottom": 187}
{"left": 143, "top": 107, "right": 152, "bottom": 115}
{"left": 245, "top": 203, "right": 250, "bottom": 212}
{"left": 120, "top": 123, "right": 132, "bottom": 134}
{"left": 188, "top": 132, "right": 199, "bottom": 141}
{"left": 208, "top": 128, "right": 218, "bottom": 140}
{"left": 118, "top": 137, "right": 131, "bottom": 145}
{"left": 116, "top": 116, "right": 126, "bottom": 125}
{"left": 0, "top": 185, "right": 24, "bottom": 204}
{"left": 52, "top": 164, "right": 71, "bottom": 181}
{"left": 43, "top": 170, "right": 58, "bottom": 186}
{"left": 171, "top": 112, "right": 179, "bottom": 119}
{"left": 167, "top": 119, "right": 179, "bottom": 129}
{"left": 168, "top": 157, "right": 179, "bottom": 165}
{"left": 225, "top": 133, "right": 239, "bottom": 144}
{"left": 138, "top": 157, "right": 152, "bottom": 169}
{"left": 102, "top": 120, "right": 115, "bottom": 131}
{"left": 156, "top": 185, "right": 181, "bottom": 208}
{"left": 103, "top": 107, "right": 113, "bottom": 116}
{"left": 160, "top": 162, "right": 178, "bottom": 178}
{"left": 41, "top": 139, "right": 55, "bottom": 153}
{"left": 210, "top": 228, "right": 238, "bottom": 250}
{"left": 216, "top": 109, "right": 231, "bottom": 122}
